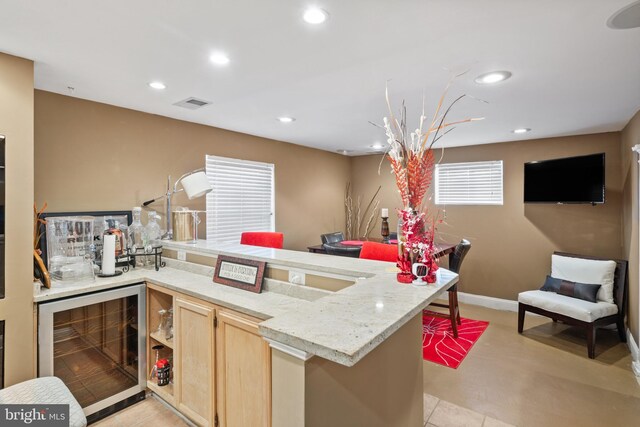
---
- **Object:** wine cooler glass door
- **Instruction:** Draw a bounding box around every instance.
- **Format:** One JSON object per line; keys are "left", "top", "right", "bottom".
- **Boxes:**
{"left": 38, "top": 284, "right": 146, "bottom": 417}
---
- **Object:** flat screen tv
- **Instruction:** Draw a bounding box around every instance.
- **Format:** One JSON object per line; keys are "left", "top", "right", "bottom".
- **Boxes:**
{"left": 524, "top": 153, "right": 605, "bottom": 204}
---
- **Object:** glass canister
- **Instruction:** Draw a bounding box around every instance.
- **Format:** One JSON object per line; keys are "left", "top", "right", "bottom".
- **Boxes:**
{"left": 171, "top": 208, "right": 202, "bottom": 243}
{"left": 46, "top": 216, "right": 96, "bottom": 281}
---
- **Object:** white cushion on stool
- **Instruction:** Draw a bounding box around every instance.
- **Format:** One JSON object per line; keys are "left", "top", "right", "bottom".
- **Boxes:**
{"left": 518, "top": 290, "right": 618, "bottom": 323}
{"left": 0, "top": 376, "right": 87, "bottom": 427}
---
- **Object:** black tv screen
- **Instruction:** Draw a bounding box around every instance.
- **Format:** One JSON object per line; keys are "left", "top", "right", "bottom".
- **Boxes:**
{"left": 524, "top": 153, "right": 605, "bottom": 204}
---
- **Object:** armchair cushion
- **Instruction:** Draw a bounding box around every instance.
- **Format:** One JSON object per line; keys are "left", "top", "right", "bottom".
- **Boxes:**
{"left": 540, "top": 275, "right": 601, "bottom": 303}
{"left": 551, "top": 254, "right": 616, "bottom": 303}
{"left": 518, "top": 290, "right": 617, "bottom": 322}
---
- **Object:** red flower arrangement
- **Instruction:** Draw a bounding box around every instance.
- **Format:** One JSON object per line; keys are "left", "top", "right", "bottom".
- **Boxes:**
{"left": 376, "top": 77, "right": 482, "bottom": 283}
{"left": 396, "top": 208, "right": 438, "bottom": 283}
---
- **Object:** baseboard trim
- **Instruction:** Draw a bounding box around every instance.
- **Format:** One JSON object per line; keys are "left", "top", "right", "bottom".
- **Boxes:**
{"left": 626, "top": 329, "right": 640, "bottom": 378}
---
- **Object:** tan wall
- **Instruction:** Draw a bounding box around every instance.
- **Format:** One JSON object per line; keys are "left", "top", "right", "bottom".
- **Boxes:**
{"left": 0, "top": 53, "right": 35, "bottom": 386}
{"left": 271, "top": 314, "right": 424, "bottom": 427}
{"left": 305, "top": 314, "right": 423, "bottom": 427}
{"left": 34, "top": 91, "right": 350, "bottom": 251}
{"left": 621, "top": 110, "right": 640, "bottom": 344}
{"left": 350, "top": 133, "right": 623, "bottom": 301}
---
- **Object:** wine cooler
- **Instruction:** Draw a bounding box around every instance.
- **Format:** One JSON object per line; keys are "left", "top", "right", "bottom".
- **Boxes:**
{"left": 38, "top": 284, "right": 146, "bottom": 421}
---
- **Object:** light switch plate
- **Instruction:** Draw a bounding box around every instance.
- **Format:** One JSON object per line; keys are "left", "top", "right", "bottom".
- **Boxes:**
{"left": 177, "top": 250, "right": 186, "bottom": 261}
{"left": 289, "top": 270, "right": 305, "bottom": 285}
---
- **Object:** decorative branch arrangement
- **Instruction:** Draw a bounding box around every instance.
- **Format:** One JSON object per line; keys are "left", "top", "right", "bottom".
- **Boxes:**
{"left": 344, "top": 183, "right": 382, "bottom": 240}
{"left": 373, "top": 73, "right": 483, "bottom": 282}
{"left": 34, "top": 202, "right": 48, "bottom": 252}
{"left": 34, "top": 202, "right": 51, "bottom": 288}
{"left": 376, "top": 73, "right": 485, "bottom": 211}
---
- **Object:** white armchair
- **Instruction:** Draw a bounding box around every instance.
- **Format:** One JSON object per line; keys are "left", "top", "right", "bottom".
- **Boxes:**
{"left": 517, "top": 252, "right": 628, "bottom": 359}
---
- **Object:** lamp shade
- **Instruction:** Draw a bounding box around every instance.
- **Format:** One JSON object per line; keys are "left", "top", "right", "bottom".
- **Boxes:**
{"left": 181, "top": 171, "right": 212, "bottom": 199}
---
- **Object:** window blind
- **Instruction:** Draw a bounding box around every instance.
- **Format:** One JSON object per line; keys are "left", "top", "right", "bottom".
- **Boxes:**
{"left": 435, "top": 160, "right": 503, "bottom": 205}
{"left": 205, "top": 155, "right": 275, "bottom": 243}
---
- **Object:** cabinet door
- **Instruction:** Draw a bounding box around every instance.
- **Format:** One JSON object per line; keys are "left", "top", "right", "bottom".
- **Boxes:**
{"left": 175, "top": 298, "right": 215, "bottom": 427}
{"left": 216, "top": 309, "right": 271, "bottom": 427}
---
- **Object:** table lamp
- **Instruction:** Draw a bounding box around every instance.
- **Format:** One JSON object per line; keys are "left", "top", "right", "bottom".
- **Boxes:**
{"left": 143, "top": 168, "right": 213, "bottom": 239}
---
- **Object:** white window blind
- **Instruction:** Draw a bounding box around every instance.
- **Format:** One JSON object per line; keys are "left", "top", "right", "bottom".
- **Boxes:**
{"left": 435, "top": 160, "right": 503, "bottom": 205}
{"left": 205, "top": 155, "right": 275, "bottom": 243}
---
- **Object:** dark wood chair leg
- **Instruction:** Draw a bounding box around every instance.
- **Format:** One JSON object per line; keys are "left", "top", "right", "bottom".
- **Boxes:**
{"left": 518, "top": 304, "right": 525, "bottom": 333}
{"left": 449, "top": 291, "right": 458, "bottom": 338}
{"left": 453, "top": 290, "right": 461, "bottom": 325}
{"left": 587, "top": 325, "right": 596, "bottom": 359}
{"left": 552, "top": 319, "right": 558, "bottom": 323}
{"left": 617, "top": 318, "right": 627, "bottom": 343}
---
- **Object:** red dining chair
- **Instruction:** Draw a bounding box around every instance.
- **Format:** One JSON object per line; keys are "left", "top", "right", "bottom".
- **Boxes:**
{"left": 359, "top": 241, "right": 397, "bottom": 262}
{"left": 240, "top": 232, "right": 284, "bottom": 249}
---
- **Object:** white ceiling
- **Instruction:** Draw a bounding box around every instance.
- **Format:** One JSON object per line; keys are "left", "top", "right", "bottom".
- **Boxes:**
{"left": 1, "top": 0, "right": 639, "bottom": 155}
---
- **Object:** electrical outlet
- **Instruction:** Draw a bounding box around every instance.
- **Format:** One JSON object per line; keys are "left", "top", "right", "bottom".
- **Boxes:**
{"left": 288, "top": 270, "right": 305, "bottom": 285}
{"left": 177, "top": 250, "right": 186, "bottom": 261}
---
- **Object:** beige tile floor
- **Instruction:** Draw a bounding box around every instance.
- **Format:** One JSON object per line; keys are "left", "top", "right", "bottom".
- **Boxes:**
{"left": 423, "top": 303, "right": 640, "bottom": 427}
{"left": 93, "top": 303, "right": 640, "bottom": 427}
{"left": 92, "top": 395, "right": 191, "bottom": 427}
{"left": 93, "top": 392, "right": 506, "bottom": 427}
{"left": 424, "top": 393, "right": 515, "bottom": 427}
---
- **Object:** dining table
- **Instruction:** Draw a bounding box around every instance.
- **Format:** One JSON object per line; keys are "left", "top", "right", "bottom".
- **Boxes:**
{"left": 307, "top": 239, "right": 458, "bottom": 259}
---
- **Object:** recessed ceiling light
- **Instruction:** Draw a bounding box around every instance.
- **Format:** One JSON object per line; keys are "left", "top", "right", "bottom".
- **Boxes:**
{"left": 277, "top": 116, "right": 295, "bottom": 123}
{"left": 303, "top": 7, "right": 328, "bottom": 24}
{"left": 336, "top": 149, "right": 352, "bottom": 155}
{"left": 370, "top": 143, "right": 385, "bottom": 150}
{"left": 512, "top": 128, "right": 531, "bottom": 134}
{"left": 474, "top": 71, "right": 512, "bottom": 85}
{"left": 607, "top": 1, "right": 640, "bottom": 29}
{"left": 209, "top": 52, "right": 230, "bottom": 66}
{"left": 148, "top": 81, "right": 166, "bottom": 90}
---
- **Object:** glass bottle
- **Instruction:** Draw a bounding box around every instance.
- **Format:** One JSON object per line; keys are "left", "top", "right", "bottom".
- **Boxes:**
{"left": 144, "top": 211, "right": 162, "bottom": 265}
{"left": 164, "top": 308, "right": 173, "bottom": 341}
{"left": 105, "top": 219, "right": 125, "bottom": 257}
{"left": 128, "top": 207, "right": 146, "bottom": 267}
{"left": 157, "top": 309, "right": 167, "bottom": 336}
{"left": 145, "top": 211, "right": 162, "bottom": 245}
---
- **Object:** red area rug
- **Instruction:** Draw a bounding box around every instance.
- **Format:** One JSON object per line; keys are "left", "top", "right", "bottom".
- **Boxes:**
{"left": 422, "top": 311, "right": 489, "bottom": 369}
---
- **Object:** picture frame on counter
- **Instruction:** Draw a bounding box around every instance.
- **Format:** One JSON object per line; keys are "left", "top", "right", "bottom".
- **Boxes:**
{"left": 38, "top": 210, "right": 132, "bottom": 267}
{"left": 213, "top": 255, "right": 266, "bottom": 293}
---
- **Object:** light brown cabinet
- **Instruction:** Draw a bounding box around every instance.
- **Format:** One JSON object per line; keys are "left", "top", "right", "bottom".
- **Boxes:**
{"left": 146, "top": 284, "right": 271, "bottom": 427}
{"left": 216, "top": 309, "right": 271, "bottom": 427}
{"left": 175, "top": 298, "right": 216, "bottom": 427}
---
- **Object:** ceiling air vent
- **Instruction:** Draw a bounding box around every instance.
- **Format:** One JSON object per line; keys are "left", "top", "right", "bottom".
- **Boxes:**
{"left": 174, "top": 97, "right": 212, "bottom": 110}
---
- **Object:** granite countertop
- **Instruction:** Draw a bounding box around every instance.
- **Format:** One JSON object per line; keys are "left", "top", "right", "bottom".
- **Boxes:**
{"left": 34, "top": 264, "right": 307, "bottom": 320}
{"left": 35, "top": 240, "right": 458, "bottom": 367}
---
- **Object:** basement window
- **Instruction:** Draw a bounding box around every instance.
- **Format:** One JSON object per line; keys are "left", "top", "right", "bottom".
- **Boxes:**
{"left": 205, "top": 155, "right": 275, "bottom": 243}
{"left": 435, "top": 160, "right": 504, "bottom": 205}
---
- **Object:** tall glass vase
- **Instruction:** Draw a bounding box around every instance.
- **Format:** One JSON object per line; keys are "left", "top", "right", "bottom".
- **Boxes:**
{"left": 396, "top": 211, "right": 419, "bottom": 283}
{"left": 397, "top": 209, "right": 435, "bottom": 284}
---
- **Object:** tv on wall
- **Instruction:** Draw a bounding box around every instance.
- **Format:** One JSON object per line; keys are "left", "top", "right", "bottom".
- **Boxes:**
{"left": 524, "top": 153, "right": 605, "bottom": 204}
